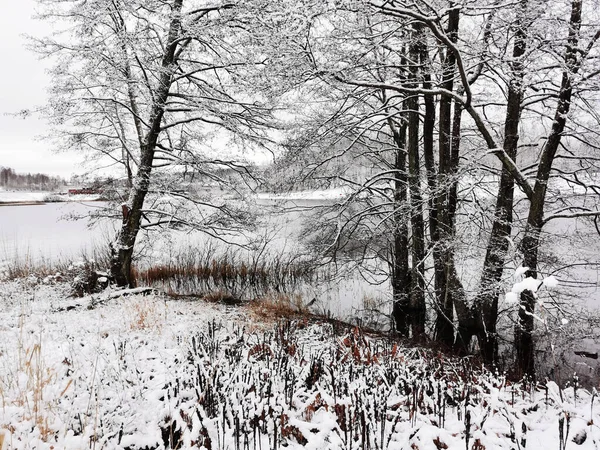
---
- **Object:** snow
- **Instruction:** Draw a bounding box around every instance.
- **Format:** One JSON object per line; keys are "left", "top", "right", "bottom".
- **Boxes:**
{"left": 506, "top": 275, "right": 559, "bottom": 305}
{"left": 0, "top": 191, "right": 103, "bottom": 204}
{"left": 514, "top": 266, "right": 529, "bottom": 279}
{"left": 0, "top": 191, "right": 48, "bottom": 203}
{"left": 505, "top": 292, "right": 519, "bottom": 304}
{"left": 543, "top": 275, "right": 559, "bottom": 288}
{"left": 256, "top": 187, "right": 351, "bottom": 201}
{"left": 511, "top": 276, "right": 542, "bottom": 294}
{"left": 1, "top": 280, "right": 599, "bottom": 449}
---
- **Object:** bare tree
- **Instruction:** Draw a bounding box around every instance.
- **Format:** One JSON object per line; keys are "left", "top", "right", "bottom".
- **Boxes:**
{"left": 264, "top": 0, "right": 600, "bottom": 378}
{"left": 34, "top": 0, "right": 273, "bottom": 286}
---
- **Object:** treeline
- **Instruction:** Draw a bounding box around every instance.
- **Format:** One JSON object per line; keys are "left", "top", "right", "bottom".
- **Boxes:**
{"left": 264, "top": 0, "right": 600, "bottom": 380}
{"left": 0, "top": 166, "right": 67, "bottom": 191}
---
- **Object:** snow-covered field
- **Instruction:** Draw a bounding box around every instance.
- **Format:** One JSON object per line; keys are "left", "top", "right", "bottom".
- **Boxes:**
{"left": 0, "top": 280, "right": 598, "bottom": 449}
{"left": 0, "top": 192, "right": 48, "bottom": 203}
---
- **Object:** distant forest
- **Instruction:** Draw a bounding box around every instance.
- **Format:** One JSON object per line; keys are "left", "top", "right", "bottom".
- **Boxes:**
{"left": 0, "top": 166, "right": 67, "bottom": 191}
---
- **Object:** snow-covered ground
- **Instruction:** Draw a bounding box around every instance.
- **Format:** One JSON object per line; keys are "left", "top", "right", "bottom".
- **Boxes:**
{"left": 0, "top": 280, "right": 598, "bottom": 449}
{"left": 0, "top": 192, "right": 48, "bottom": 203}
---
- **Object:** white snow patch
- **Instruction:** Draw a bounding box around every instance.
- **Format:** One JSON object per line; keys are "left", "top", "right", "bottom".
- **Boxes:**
{"left": 543, "top": 275, "right": 559, "bottom": 288}
{"left": 505, "top": 292, "right": 519, "bottom": 304}
{"left": 511, "top": 276, "right": 542, "bottom": 294}
{"left": 514, "top": 266, "right": 530, "bottom": 279}
{"left": 256, "top": 187, "right": 351, "bottom": 201}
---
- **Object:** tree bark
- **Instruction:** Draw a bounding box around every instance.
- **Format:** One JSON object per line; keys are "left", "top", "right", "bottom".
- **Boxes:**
{"left": 418, "top": 26, "right": 443, "bottom": 341}
{"left": 407, "top": 30, "right": 426, "bottom": 338}
{"left": 390, "top": 119, "right": 411, "bottom": 336}
{"left": 516, "top": 0, "right": 582, "bottom": 377}
{"left": 434, "top": 7, "right": 460, "bottom": 347}
{"left": 111, "top": 0, "right": 184, "bottom": 287}
{"left": 469, "top": 0, "right": 528, "bottom": 366}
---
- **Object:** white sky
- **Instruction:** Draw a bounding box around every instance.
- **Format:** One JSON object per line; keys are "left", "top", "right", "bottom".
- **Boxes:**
{"left": 0, "top": 0, "right": 84, "bottom": 178}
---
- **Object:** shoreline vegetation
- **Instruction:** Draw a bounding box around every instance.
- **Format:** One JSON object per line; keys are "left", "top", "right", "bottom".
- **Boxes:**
{"left": 0, "top": 192, "right": 106, "bottom": 206}
{"left": 0, "top": 187, "right": 349, "bottom": 207}
{"left": 0, "top": 278, "right": 598, "bottom": 449}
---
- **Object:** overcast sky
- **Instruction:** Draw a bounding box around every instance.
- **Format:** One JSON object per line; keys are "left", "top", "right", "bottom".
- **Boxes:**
{"left": 0, "top": 0, "right": 84, "bottom": 178}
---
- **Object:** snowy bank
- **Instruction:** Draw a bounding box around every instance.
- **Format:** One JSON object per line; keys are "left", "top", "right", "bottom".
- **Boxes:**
{"left": 256, "top": 187, "right": 351, "bottom": 202}
{"left": 0, "top": 280, "right": 598, "bottom": 449}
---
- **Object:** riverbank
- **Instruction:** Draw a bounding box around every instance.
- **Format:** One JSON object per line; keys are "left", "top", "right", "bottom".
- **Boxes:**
{"left": 0, "top": 200, "right": 46, "bottom": 206}
{"left": 0, "top": 279, "right": 598, "bottom": 449}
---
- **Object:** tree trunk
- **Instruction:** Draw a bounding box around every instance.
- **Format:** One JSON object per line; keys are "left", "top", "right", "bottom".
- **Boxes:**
{"left": 516, "top": 0, "right": 581, "bottom": 377}
{"left": 473, "top": 0, "right": 528, "bottom": 366}
{"left": 390, "top": 120, "right": 411, "bottom": 336}
{"left": 434, "top": 8, "right": 460, "bottom": 347}
{"left": 407, "top": 30, "right": 426, "bottom": 338}
{"left": 418, "top": 25, "right": 440, "bottom": 340}
{"left": 110, "top": 0, "right": 184, "bottom": 287}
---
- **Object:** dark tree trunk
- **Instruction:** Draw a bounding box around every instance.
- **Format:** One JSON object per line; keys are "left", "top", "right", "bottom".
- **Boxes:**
{"left": 110, "top": 0, "right": 184, "bottom": 287}
{"left": 389, "top": 117, "right": 411, "bottom": 336}
{"left": 472, "top": 0, "right": 528, "bottom": 366}
{"left": 434, "top": 8, "right": 460, "bottom": 347}
{"left": 449, "top": 100, "right": 475, "bottom": 355}
{"left": 407, "top": 30, "right": 426, "bottom": 338}
{"left": 516, "top": 0, "right": 581, "bottom": 377}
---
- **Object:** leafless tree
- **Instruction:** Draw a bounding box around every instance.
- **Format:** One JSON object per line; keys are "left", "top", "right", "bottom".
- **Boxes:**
{"left": 34, "top": 0, "right": 274, "bottom": 286}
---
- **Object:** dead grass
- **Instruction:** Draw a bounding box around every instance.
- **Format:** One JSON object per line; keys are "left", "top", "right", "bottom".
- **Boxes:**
{"left": 0, "top": 318, "right": 59, "bottom": 443}
{"left": 247, "top": 293, "right": 308, "bottom": 323}
{"left": 125, "top": 298, "right": 165, "bottom": 332}
{"left": 1, "top": 255, "right": 66, "bottom": 281}
{"left": 133, "top": 245, "right": 317, "bottom": 300}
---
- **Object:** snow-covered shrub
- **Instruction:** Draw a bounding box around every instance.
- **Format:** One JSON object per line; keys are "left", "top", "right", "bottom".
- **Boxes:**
{"left": 41, "top": 193, "right": 63, "bottom": 203}
{"left": 68, "top": 260, "right": 110, "bottom": 297}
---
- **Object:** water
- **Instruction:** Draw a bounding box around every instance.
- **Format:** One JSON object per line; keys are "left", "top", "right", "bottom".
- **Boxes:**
{"left": 2, "top": 199, "right": 599, "bottom": 317}
{"left": 0, "top": 202, "right": 115, "bottom": 265}
{"left": 0, "top": 200, "right": 389, "bottom": 323}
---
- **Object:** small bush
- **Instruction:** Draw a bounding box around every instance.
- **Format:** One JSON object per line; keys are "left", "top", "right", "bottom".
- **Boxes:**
{"left": 68, "top": 261, "right": 110, "bottom": 297}
{"left": 42, "top": 193, "right": 63, "bottom": 203}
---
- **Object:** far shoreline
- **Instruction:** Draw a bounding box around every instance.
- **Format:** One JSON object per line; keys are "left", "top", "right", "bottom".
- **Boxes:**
{"left": 0, "top": 199, "right": 106, "bottom": 207}
{"left": 0, "top": 201, "right": 46, "bottom": 207}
